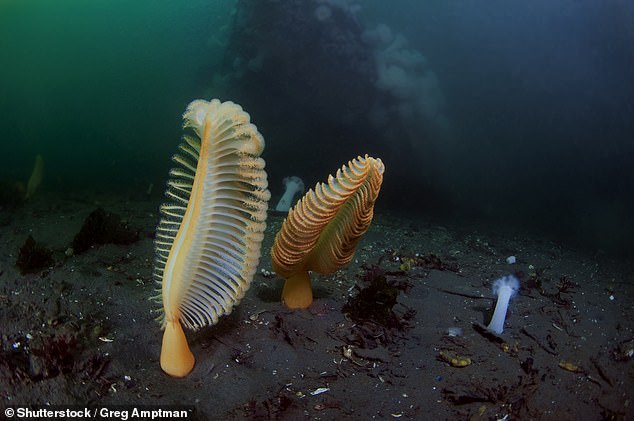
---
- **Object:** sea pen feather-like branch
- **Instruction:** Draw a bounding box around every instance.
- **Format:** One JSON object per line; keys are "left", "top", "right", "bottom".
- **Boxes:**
{"left": 154, "top": 99, "right": 269, "bottom": 377}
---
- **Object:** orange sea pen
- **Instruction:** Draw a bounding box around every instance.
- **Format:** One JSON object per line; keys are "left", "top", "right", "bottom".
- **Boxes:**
{"left": 271, "top": 155, "right": 385, "bottom": 309}
{"left": 154, "top": 99, "right": 270, "bottom": 377}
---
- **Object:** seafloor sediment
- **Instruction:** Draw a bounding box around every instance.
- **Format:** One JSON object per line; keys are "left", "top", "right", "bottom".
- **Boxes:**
{"left": 1, "top": 192, "right": 632, "bottom": 420}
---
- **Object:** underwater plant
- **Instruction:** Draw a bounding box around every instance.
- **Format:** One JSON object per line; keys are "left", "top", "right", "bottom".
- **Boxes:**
{"left": 271, "top": 155, "right": 385, "bottom": 309}
{"left": 154, "top": 99, "right": 270, "bottom": 377}
{"left": 343, "top": 265, "right": 399, "bottom": 326}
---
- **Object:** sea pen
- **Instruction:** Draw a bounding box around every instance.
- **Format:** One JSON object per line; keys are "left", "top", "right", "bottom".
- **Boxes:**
{"left": 154, "top": 99, "right": 269, "bottom": 377}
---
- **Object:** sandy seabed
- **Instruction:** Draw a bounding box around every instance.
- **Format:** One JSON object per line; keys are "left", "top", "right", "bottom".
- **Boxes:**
{"left": 1, "top": 191, "right": 633, "bottom": 420}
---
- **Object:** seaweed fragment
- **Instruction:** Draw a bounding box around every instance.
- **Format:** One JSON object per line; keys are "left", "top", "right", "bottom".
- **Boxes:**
{"left": 16, "top": 235, "right": 54, "bottom": 274}
{"left": 344, "top": 266, "right": 397, "bottom": 324}
{"left": 343, "top": 265, "right": 412, "bottom": 328}
{"left": 539, "top": 275, "right": 578, "bottom": 308}
{"left": 30, "top": 335, "right": 80, "bottom": 379}
{"left": 72, "top": 207, "right": 139, "bottom": 254}
{"left": 341, "top": 265, "right": 415, "bottom": 349}
{"left": 0, "top": 333, "right": 110, "bottom": 385}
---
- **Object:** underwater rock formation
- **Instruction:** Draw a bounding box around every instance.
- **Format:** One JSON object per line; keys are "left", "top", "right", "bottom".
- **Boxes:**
{"left": 217, "top": 0, "right": 451, "bottom": 194}
{"left": 16, "top": 235, "right": 54, "bottom": 275}
{"left": 72, "top": 208, "right": 139, "bottom": 254}
{"left": 223, "top": 0, "right": 376, "bottom": 122}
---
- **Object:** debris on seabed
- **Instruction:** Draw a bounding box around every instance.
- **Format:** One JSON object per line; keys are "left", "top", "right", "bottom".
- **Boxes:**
{"left": 558, "top": 361, "right": 581, "bottom": 373}
{"left": 438, "top": 350, "right": 472, "bottom": 368}
{"left": 310, "top": 387, "right": 330, "bottom": 396}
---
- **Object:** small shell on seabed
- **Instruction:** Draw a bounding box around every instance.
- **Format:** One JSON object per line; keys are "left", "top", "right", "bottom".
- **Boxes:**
{"left": 342, "top": 345, "right": 354, "bottom": 359}
{"left": 310, "top": 387, "right": 329, "bottom": 396}
{"left": 446, "top": 327, "right": 463, "bottom": 337}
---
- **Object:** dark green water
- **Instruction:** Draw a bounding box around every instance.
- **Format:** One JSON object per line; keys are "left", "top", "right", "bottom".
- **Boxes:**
{"left": 1, "top": 0, "right": 633, "bottom": 255}
{"left": 0, "top": 0, "right": 230, "bottom": 187}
